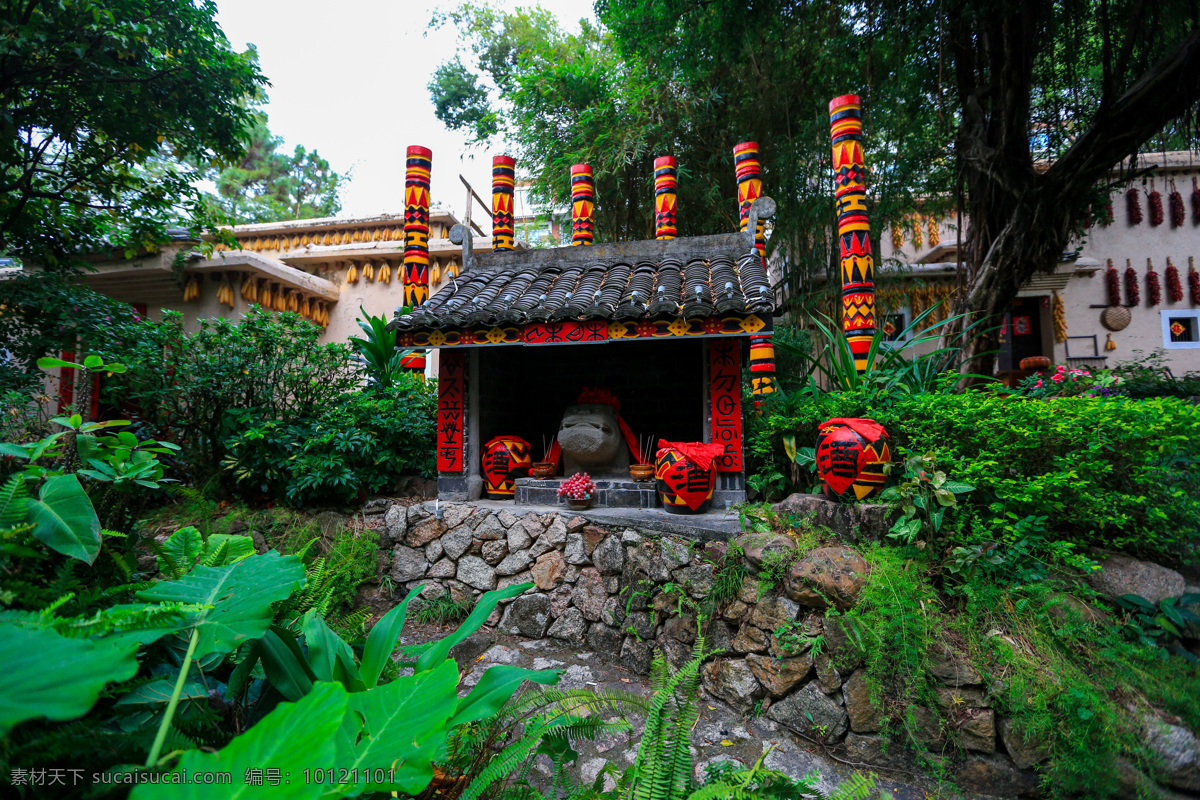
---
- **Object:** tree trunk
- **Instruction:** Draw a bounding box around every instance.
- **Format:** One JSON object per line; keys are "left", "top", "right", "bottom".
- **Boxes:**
{"left": 943, "top": 8, "right": 1200, "bottom": 379}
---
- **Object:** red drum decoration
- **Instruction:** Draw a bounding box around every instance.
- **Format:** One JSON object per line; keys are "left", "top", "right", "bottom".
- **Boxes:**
{"left": 656, "top": 447, "right": 715, "bottom": 514}
{"left": 815, "top": 418, "right": 891, "bottom": 502}
{"left": 482, "top": 436, "right": 532, "bottom": 499}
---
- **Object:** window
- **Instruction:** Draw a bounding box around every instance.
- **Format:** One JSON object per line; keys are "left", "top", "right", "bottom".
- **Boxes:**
{"left": 879, "top": 309, "right": 911, "bottom": 347}
{"left": 1162, "top": 310, "right": 1200, "bottom": 349}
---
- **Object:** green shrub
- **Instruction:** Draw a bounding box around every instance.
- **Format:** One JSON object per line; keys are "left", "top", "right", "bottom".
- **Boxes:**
{"left": 1114, "top": 349, "right": 1200, "bottom": 399}
{"left": 97, "top": 307, "right": 359, "bottom": 482}
{"left": 751, "top": 386, "right": 1200, "bottom": 560}
{"left": 221, "top": 375, "right": 437, "bottom": 505}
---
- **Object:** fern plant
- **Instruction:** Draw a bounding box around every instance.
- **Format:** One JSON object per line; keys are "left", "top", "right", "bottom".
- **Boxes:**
{"left": 437, "top": 685, "right": 650, "bottom": 800}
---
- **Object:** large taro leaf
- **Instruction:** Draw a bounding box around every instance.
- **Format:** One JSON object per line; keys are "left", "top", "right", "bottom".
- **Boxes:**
{"left": 416, "top": 582, "right": 532, "bottom": 672}
{"left": 26, "top": 474, "right": 101, "bottom": 563}
{"left": 136, "top": 551, "right": 304, "bottom": 659}
{"left": 131, "top": 681, "right": 349, "bottom": 800}
{"left": 0, "top": 622, "right": 140, "bottom": 735}
{"left": 113, "top": 677, "right": 210, "bottom": 731}
{"left": 340, "top": 659, "right": 461, "bottom": 797}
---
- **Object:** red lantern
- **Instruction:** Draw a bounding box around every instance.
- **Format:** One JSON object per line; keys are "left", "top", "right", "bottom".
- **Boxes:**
{"left": 482, "top": 436, "right": 532, "bottom": 499}
{"left": 655, "top": 447, "right": 716, "bottom": 514}
{"left": 816, "top": 418, "right": 891, "bottom": 501}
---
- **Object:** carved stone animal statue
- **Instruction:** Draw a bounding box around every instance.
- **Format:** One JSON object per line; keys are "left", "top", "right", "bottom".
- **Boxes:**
{"left": 556, "top": 403, "right": 629, "bottom": 477}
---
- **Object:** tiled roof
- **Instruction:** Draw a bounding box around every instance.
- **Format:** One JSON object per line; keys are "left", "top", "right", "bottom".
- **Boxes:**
{"left": 392, "top": 232, "right": 774, "bottom": 332}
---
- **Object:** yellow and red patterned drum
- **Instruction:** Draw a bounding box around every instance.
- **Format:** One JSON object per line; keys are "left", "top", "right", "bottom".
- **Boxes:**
{"left": 656, "top": 448, "right": 715, "bottom": 514}
{"left": 815, "top": 418, "right": 890, "bottom": 501}
{"left": 482, "top": 436, "right": 532, "bottom": 499}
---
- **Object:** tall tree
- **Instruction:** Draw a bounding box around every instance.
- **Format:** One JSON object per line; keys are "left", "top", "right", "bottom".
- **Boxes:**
{"left": 945, "top": 0, "right": 1200, "bottom": 372}
{"left": 202, "top": 109, "right": 349, "bottom": 224}
{"left": 0, "top": 0, "right": 266, "bottom": 269}
{"left": 431, "top": 1, "right": 1200, "bottom": 376}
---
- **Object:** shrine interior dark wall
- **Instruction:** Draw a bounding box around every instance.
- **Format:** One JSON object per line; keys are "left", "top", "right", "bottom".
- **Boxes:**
{"left": 478, "top": 339, "right": 705, "bottom": 463}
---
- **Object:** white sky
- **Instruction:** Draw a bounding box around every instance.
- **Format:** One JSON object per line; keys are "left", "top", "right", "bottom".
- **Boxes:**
{"left": 213, "top": 0, "right": 597, "bottom": 226}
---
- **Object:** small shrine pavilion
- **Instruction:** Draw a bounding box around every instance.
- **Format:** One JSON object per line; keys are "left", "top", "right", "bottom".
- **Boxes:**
{"left": 390, "top": 149, "right": 780, "bottom": 510}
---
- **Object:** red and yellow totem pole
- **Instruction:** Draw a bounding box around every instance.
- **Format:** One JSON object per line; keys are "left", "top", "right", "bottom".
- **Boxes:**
{"left": 829, "top": 95, "right": 875, "bottom": 374}
{"left": 734, "top": 141, "right": 777, "bottom": 397}
{"left": 571, "top": 164, "right": 595, "bottom": 245}
{"left": 734, "top": 141, "right": 765, "bottom": 254}
{"left": 403, "top": 145, "right": 433, "bottom": 308}
{"left": 654, "top": 156, "right": 678, "bottom": 240}
{"left": 402, "top": 145, "right": 432, "bottom": 374}
{"left": 492, "top": 155, "right": 515, "bottom": 251}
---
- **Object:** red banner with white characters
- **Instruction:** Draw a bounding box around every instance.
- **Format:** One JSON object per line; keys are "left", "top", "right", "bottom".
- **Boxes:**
{"left": 437, "top": 350, "right": 466, "bottom": 472}
{"left": 709, "top": 339, "right": 743, "bottom": 471}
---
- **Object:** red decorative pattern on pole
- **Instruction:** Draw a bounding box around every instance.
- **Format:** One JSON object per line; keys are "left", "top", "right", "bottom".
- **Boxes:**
{"left": 654, "top": 156, "right": 678, "bottom": 240}
{"left": 570, "top": 164, "right": 595, "bottom": 245}
{"left": 436, "top": 350, "right": 465, "bottom": 472}
{"left": 403, "top": 145, "right": 433, "bottom": 308}
{"left": 492, "top": 155, "right": 515, "bottom": 251}
{"left": 709, "top": 339, "right": 743, "bottom": 471}
{"left": 733, "top": 142, "right": 764, "bottom": 254}
{"left": 829, "top": 94, "right": 876, "bottom": 375}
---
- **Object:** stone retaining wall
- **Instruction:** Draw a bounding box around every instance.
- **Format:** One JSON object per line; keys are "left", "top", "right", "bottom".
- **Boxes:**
{"left": 364, "top": 498, "right": 1196, "bottom": 798}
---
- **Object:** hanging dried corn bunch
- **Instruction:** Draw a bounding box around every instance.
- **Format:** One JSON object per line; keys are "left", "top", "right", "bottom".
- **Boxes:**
{"left": 183, "top": 275, "right": 200, "bottom": 302}
{"left": 299, "top": 295, "right": 310, "bottom": 318}
{"left": 910, "top": 215, "right": 923, "bottom": 248}
{"left": 1170, "top": 181, "right": 1186, "bottom": 228}
{"left": 927, "top": 215, "right": 940, "bottom": 247}
{"left": 430, "top": 260, "right": 441, "bottom": 286}
{"left": 1190, "top": 257, "right": 1200, "bottom": 305}
{"left": 447, "top": 260, "right": 460, "bottom": 278}
{"left": 1146, "top": 258, "right": 1162, "bottom": 305}
{"left": 1052, "top": 292, "right": 1067, "bottom": 343}
{"left": 373, "top": 227, "right": 383, "bottom": 241}
{"left": 1105, "top": 333, "right": 1116, "bottom": 351}
{"left": 378, "top": 262, "right": 392, "bottom": 284}
{"left": 217, "top": 273, "right": 234, "bottom": 308}
{"left": 274, "top": 284, "right": 287, "bottom": 312}
{"left": 1124, "top": 259, "right": 1140, "bottom": 305}
{"left": 260, "top": 281, "right": 272, "bottom": 311}
{"left": 346, "top": 261, "right": 359, "bottom": 284}
{"left": 1105, "top": 259, "right": 1121, "bottom": 307}
{"left": 1127, "top": 186, "right": 1143, "bottom": 225}
{"left": 1166, "top": 258, "right": 1184, "bottom": 303}
{"left": 240, "top": 273, "right": 256, "bottom": 302}
{"left": 891, "top": 222, "right": 904, "bottom": 252}
{"left": 288, "top": 291, "right": 299, "bottom": 313}
{"left": 1149, "top": 180, "right": 1164, "bottom": 227}
{"left": 362, "top": 262, "right": 375, "bottom": 282}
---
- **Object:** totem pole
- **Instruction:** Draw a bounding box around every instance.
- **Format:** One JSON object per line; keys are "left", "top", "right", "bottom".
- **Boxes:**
{"left": 734, "top": 141, "right": 777, "bottom": 397}
{"left": 654, "top": 156, "right": 678, "bottom": 240}
{"left": 403, "top": 145, "right": 432, "bottom": 308}
{"left": 734, "top": 141, "right": 765, "bottom": 254}
{"left": 492, "top": 155, "right": 515, "bottom": 251}
{"left": 571, "top": 164, "right": 595, "bottom": 245}
{"left": 829, "top": 95, "right": 876, "bottom": 374}
{"left": 402, "top": 145, "right": 432, "bottom": 373}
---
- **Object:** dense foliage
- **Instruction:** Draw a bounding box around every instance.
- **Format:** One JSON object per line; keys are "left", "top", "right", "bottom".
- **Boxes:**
{"left": 432, "top": 1, "right": 1200, "bottom": 377}
{"left": 751, "top": 383, "right": 1200, "bottom": 562}
{"left": 222, "top": 379, "right": 437, "bottom": 505}
{"left": 0, "top": 275, "right": 139, "bottom": 397}
{"left": 0, "top": 0, "right": 266, "bottom": 269}
{"left": 96, "top": 308, "right": 357, "bottom": 481}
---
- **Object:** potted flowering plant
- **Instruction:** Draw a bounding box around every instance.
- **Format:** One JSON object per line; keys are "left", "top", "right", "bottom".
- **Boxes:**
{"left": 558, "top": 471, "right": 596, "bottom": 510}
